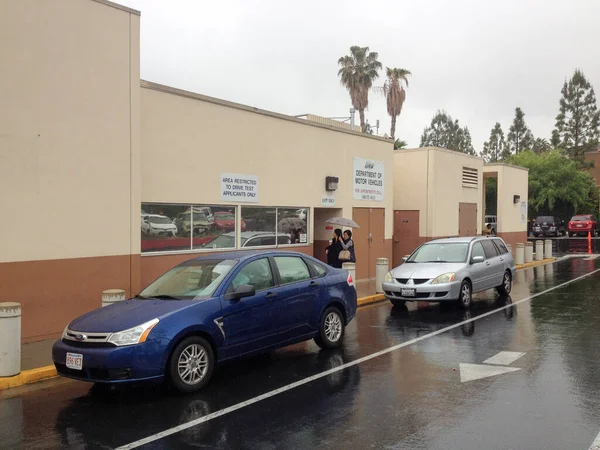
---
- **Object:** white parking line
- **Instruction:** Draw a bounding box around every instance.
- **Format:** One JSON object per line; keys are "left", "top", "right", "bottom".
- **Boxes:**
{"left": 590, "top": 429, "right": 600, "bottom": 450}
{"left": 116, "top": 267, "right": 600, "bottom": 450}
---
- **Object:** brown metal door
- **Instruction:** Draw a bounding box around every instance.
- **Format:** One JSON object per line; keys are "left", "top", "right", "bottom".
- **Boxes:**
{"left": 393, "top": 210, "right": 420, "bottom": 267}
{"left": 458, "top": 203, "right": 478, "bottom": 237}
{"left": 368, "top": 208, "right": 385, "bottom": 279}
{"left": 352, "top": 208, "right": 370, "bottom": 280}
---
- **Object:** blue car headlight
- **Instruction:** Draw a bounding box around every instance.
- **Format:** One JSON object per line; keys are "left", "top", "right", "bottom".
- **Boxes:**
{"left": 107, "top": 318, "right": 159, "bottom": 346}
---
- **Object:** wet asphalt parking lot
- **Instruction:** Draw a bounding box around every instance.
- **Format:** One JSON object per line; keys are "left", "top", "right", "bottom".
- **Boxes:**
{"left": 2, "top": 256, "right": 600, "bottom": 450}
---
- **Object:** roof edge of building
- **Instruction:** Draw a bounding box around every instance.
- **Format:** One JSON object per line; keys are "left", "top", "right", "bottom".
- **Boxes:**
{"left": 140, "top": 80, "right": 393, "bottom": 145}
{"left": 484, "top": 162, "right": 529, "bottom": 172}
{"left": 91, "top": 0, "right": 140, "bottom": 16}
{"left": 397, "top": 146, "right": 484, "bottom": 162}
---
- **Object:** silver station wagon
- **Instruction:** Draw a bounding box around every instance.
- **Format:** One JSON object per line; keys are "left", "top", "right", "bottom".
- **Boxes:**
{"left": 383, "top": 236, "right": 516, "bottom": 308}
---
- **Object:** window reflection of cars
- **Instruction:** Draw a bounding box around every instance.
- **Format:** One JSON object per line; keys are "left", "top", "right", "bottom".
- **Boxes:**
{"left": 203, "top": 232, "right": 292, "bottom": 249}
{"left": 141, "top": 215, "right": 177, "bottom": 237}
{"left": 213, "top": 212, "right": 246, "bottom": 232}
{"left": 175, "top": 212, "right": 214, "bottom": 236}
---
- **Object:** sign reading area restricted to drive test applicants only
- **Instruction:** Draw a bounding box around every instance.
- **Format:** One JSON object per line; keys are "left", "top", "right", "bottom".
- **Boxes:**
{"left": 221, "top": 173, "right": 259, "bottom": 203}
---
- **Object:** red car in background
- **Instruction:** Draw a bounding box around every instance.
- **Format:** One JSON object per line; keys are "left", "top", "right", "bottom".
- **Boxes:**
{"left": 568, "top": 214, "right": 600, "bottom": 237}
{"left": 214, "top": 211, "right": 246, "bottom": 232}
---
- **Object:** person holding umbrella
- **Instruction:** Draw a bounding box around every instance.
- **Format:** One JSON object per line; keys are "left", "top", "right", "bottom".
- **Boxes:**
{"left": 326, "top": 229, "right": 343, "bottom": 268}
{"left": 339, "top": 230, "right": 356, "bottom": 263}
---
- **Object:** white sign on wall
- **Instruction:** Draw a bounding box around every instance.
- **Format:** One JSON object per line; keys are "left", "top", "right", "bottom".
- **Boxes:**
{"left": 321, "top": 195, "right": 336, "bottom": 207}
{"left": 220, "top": 173, "right": 259, "bottom": 203}
{"left": 520, "top": 201, "right": 527, "bottom": 224}
{"left": 353, "top": 157, "right": 384, "bottom": 201}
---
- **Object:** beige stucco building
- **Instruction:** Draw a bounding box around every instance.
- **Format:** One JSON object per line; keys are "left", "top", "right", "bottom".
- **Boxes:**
{"left": 0, "top": 0, "right": 527, "bottom": 343}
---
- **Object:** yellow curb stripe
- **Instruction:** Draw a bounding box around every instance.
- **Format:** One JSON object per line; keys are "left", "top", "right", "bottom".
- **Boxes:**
{"left": 357, "top": 294, "right": 386, "bottom": 307}
{"left": 515, "top": 258, "right": 557, "bottom": 270}
{"left": 0, "top": 366, "right": 57, "bottom": 390}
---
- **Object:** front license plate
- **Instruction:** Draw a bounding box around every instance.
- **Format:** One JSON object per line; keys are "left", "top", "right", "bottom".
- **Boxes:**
{"left": 401, "top": 288, "right": 416, "bottom": 297}
{"left": 66, "top": 352, "right": 83, "bottom": 370}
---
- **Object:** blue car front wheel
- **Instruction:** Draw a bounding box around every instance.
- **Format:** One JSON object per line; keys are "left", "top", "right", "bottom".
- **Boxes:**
{"left": 169, "top": 336, "right": 215, "bottom": 393}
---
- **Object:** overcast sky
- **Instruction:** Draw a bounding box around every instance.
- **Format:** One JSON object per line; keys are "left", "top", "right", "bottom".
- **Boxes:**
{"left": 118, "top": 0, "right": 600, "bottom": 151}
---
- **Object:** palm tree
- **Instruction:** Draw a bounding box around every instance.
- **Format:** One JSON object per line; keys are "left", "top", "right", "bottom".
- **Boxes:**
{"left": 338, "top": 46, "right": 382, "bottom": 132}
{"left": 380, "top": 67, "right": 411, "bottom": 139}
{"left": 394, "top": 139, "right": 408, "bottom": 150}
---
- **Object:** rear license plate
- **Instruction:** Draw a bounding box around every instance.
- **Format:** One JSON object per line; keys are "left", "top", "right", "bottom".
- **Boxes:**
{"left": 577, "top": 224, "right": 582, "bottom": 227}
{"left": 401, "top": 288, "right": 416, "bottom": 297}
{"left": 66, "top": 352, "right": 83, "bottom": 370}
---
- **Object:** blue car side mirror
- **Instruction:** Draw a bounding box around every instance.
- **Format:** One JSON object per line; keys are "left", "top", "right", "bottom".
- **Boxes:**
{"left": 225, "top": 284, "right": 256, "bottom": 301}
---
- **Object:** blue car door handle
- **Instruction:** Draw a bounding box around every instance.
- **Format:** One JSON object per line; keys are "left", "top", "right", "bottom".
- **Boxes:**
{"left": 266, "top": 292, "right": 278, "bottom": 299}
{"left": 309, "top": 281, "right": 320, "bottom": 288}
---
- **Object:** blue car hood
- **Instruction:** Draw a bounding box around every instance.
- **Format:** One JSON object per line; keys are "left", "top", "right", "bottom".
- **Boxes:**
{"left": 68, "top": 298, "right": 205, "bottom": 333}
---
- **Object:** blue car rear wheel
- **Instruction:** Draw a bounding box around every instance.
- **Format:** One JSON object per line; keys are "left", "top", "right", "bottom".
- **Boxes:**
{"left": 314, "top": 306, "right": 345, "bottom": 349}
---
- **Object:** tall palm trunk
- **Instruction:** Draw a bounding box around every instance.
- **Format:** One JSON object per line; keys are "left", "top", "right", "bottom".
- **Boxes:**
{"left": 390, "top": 115, "right": 397, "bottom": 140}
{"left": 359, "top": 109, "right": 366, "bottom": 132}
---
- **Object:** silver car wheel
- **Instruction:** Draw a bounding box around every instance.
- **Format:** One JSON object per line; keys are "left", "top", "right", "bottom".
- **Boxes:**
{"left": 325, "top": 312, "right": 343, "bottom": 343}
{"left": 503, "top": 273, "right": 511, "bottom": 294}
{"left": 461, "top": 283, "right": 471, "bottom": 305}
{"left": 178, "top": 344, "right": 209, "bottom": 386}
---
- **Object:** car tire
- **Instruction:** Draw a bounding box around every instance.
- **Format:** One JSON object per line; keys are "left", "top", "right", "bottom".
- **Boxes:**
{"left": 496, "top": 271, "right": 512, "bottom": 296}
{"left": 457, "top": 280, "right": 472, "bottom": 309}
{"left": 168, "top": 336, "right": 215, "bottom": 394}
{"left": 314, "top": 306, "right": 345, "bottom": 349}
{"left": 389, "top": 299, "right": 406, "bottom": 307}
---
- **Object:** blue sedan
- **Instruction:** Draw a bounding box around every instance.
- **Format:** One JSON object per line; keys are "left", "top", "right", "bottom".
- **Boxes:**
{"left": 52, "top": 251, "right": 357, "bottom": 393}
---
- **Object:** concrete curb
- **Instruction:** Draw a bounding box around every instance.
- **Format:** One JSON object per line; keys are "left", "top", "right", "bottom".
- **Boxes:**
{"left": 515, "top": 257, "right": 556, "bottom": 270}
{"left": 0, "top": 259, "right": 560, "bottom": 392}
{"left": 0, "top": 366, "right": 57, "bottom": 390}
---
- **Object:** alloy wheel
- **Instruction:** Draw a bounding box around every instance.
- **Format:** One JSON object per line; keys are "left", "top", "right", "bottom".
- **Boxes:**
{"left": 324, "top": 312, "right": 343, "bottom": 343}
{"left": 504, "top": 273, "right": 511, "bottom": 294}
{"left": 178, "top": 344, "right": 209, "bottom": 385}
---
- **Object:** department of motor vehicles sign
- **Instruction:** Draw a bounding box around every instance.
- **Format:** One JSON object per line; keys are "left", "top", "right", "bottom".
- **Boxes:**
{"left": 353, "top": 158, "right": 384, "bottom": 201}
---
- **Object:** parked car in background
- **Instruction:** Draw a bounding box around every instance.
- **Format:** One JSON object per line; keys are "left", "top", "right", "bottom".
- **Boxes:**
{"left": 214, "top": 211, "right": 246, "bottom": 232}
{"left": 532, "top": 215, "right": 566, "bottom": 237}
{"left": 568, "top": 214, "right": 600, "bottom": 237}
{"left": 201, "top": 231, "right": 292, "bottom": 249}
{"left": 175, "top": 211, "right": 214, "bottom": 236}
{"left": 382, "top": 236, "right": 515, "bottom": 309}
{"left": 52, "top": 251, "right": 357, "bottom": 393}
{"left": 141, "top": 214, "right": 177, "bottom": 237}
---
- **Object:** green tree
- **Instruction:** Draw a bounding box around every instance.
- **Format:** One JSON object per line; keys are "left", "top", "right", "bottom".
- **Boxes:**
{"left": 419, "top": 110, "right": 476, "bottom": 155}
{"left": 507, "top": 107, "right": 534, "bottom": 154}
{"left": 394, "top": 139, "right": 408, "bottom": 150}
{"left": 531, "top": 138, "right": 552, "bottom": 155}
{"left": 481, "top": 122, "right": 509, "bottom": 162}
{"left": 508, "top": 150, "right": 599, "bottom": 219}
{"left": 553, "top": 69, "right": 600, "bottom": 166}
{"left": 338, "top": 46, "right": 382, "bottom": 132}
{"left": 378, "top": 67, "right": 411, "bottom": 139}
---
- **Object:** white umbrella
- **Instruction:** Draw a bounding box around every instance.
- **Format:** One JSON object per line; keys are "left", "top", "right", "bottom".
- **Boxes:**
{"left": 325, "top": 217, "right": 360, "bottom": 228}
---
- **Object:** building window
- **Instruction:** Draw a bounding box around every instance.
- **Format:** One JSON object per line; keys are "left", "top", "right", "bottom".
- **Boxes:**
{"left": 142, "top": 204, "right": 310, "bottom": 254}
{"left": 462, "top": 167, "right": 478, "bottom": 188}
{"left": 141, "top": 203, "right": 237, "bottom": 253}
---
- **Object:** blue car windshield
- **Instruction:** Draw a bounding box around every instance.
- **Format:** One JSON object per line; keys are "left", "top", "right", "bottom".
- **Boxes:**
{"left": 138, "top": 259, "right": 237, "bottom": 299}
{"left": 407, "top": 243, "right": 468, "bottom": 263}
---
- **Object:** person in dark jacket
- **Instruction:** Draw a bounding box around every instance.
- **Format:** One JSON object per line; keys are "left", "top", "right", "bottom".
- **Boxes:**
{"left": 326, "top": 229, "right": 343, "bottom": 268}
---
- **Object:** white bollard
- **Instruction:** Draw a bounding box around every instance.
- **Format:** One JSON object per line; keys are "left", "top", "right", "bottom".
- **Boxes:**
{"left": 375, "top": 258, "right": 389, "bottom": 294}
{"left": 102, "top": 289, "right": 126, "bottom": 307}
{"left": 515, "top": 243, "right": 525, "bottom": 265}
{"left": 535, "top": 240, "right": 544, "bottom": 261}
{"left": 525, "top": 242, "right": 534, "bottom": 263}
{"left": 0, "top": 302, "right": 21, "bottom": 377}
{"left": 544, "top": 239, "right": 552, "bottom": 259}
{"left": 342, "top": 263, "right": 356, "bottom": 287}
